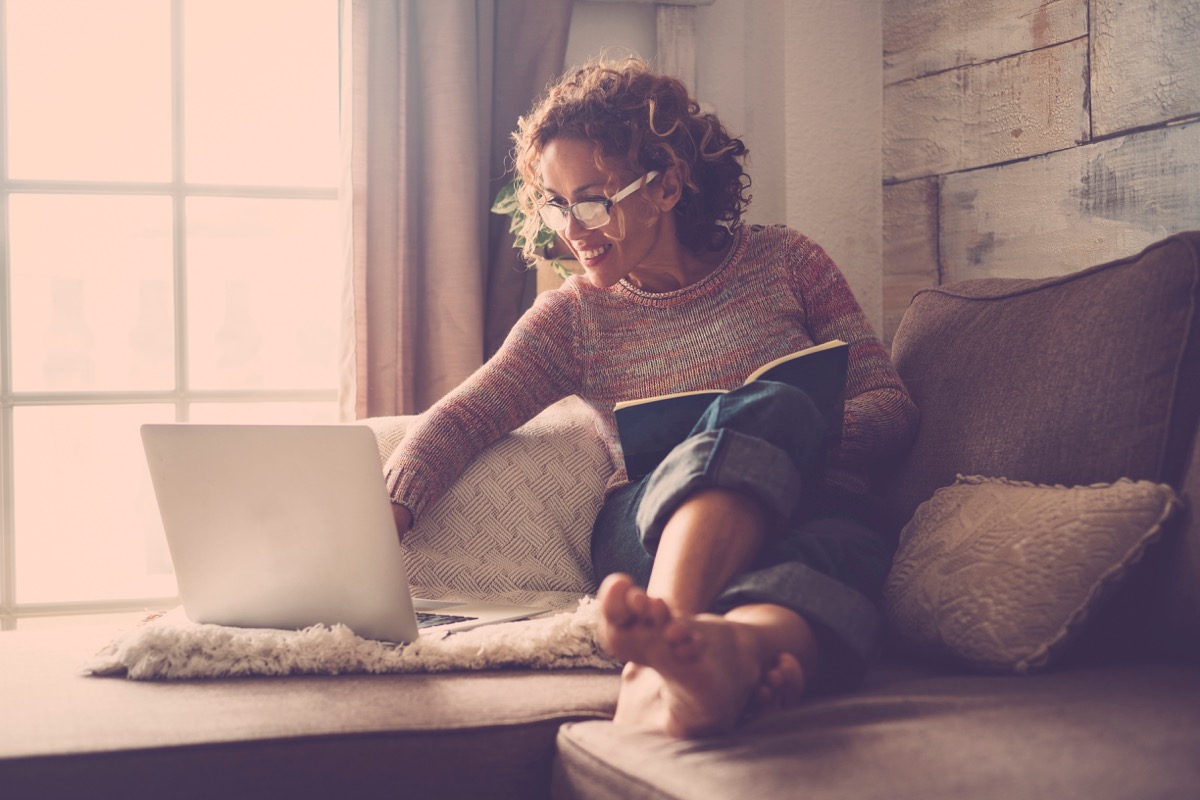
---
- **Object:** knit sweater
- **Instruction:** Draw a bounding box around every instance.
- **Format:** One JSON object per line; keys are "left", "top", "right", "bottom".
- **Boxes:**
{"left": 385, "top": 224, "right": 918, "bottom": 521}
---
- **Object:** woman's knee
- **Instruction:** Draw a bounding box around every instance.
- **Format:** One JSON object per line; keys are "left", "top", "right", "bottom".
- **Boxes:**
{"left": 693, "top": 381, "right": 829, "bottom": 472}
{"left": 699, "top": 380, "right": 825, "bottom": 439}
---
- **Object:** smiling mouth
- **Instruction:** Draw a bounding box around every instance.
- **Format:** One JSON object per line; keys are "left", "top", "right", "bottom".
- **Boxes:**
{"left": 577, "top": 243, "right": 612, "bottom": 262}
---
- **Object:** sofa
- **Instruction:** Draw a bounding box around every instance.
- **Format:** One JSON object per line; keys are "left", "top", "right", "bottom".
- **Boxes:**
{"left": 3, "top": 232, "right": 1199, "bottom": 799}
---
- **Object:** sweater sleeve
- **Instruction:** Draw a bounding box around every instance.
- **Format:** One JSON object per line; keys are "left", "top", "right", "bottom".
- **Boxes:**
{"left": 789, "top": 233, "right": 919, "bottom": 470}
{"left": 383, "top": 289, "right": 583, "bottom": 520}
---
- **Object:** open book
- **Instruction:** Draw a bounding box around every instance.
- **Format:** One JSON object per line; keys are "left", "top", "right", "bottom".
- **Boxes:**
{"left": 614, "top": 339, "right": 849, "bottom": 480}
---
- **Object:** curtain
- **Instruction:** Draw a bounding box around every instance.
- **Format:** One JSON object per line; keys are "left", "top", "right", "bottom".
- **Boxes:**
{"left": 338, "top": 0, "right": 574, "bottom": 420}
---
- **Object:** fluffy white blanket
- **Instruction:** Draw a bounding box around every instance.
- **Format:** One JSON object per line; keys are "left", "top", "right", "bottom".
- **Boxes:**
{"left": 85, "top": 597, "right": 619, "bottom": 680}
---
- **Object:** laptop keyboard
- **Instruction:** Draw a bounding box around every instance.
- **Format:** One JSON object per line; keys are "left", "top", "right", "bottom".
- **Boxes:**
{"left": 415, "top": 611, "right": 478, "bottom": 628}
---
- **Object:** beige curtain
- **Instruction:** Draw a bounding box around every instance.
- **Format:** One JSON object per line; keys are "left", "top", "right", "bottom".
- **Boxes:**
{"left": 339, "top": 0, "right": 573, "bottom": 420}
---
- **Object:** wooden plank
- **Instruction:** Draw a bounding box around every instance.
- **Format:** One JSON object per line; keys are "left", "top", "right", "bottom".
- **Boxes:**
{"left": 884, "top": 38, "right": 1089, "bottom": 182}
{"left": 882, "top": 178, "right": 940, "bottom": 347}
{"left": 940, "top": 120, "right": 1200, "bottom": 283}
{"left": 884, "top": 0, "right": 1086, "bottom": 85}
{"left": 1091, "top": 0, "right": 1200, "bottom": 136}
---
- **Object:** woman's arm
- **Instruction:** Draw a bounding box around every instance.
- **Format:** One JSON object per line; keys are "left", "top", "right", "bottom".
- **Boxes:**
{"left": 789, "top": 234, "right": 919, "bottom": 468}
{"left": 383, "top": 289, "right": 584, "bottom": 524}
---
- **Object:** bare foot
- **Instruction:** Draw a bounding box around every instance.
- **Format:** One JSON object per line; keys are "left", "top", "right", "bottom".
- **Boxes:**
{"left": 749, "top": 652, "right": 807, "bottom": 719}
{"left": 596, "top": 574, "right": 673, "bottom": 659}
{"left": 597, "top": 573, "right": 767, "bottom": 738}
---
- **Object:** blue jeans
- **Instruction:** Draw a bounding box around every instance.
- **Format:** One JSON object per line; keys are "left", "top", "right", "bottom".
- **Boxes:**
{"left": 591, "top": 381, "right": 893, "bottom": 690}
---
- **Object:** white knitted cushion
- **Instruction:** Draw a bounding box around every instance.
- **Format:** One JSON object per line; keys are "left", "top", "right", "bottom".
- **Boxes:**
{"left": 364, "top": 398, "right": 613, "bottom": 607}
{"left": 882, "top": 475, "right": 1180, "bottom": 673}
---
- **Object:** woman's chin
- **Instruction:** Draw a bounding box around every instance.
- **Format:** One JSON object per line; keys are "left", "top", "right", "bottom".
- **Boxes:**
{"left": 583, "top": 267, "right": 624, "bottom": 289}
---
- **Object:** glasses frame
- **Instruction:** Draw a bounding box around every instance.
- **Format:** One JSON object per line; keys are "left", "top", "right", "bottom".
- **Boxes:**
{"left": 538, "top": 171, "right": 661, "bottom": 232}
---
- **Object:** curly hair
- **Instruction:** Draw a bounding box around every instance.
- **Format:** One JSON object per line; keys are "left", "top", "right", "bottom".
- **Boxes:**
{"left": 510, "top": 57, "right": 751, "bottom": 263}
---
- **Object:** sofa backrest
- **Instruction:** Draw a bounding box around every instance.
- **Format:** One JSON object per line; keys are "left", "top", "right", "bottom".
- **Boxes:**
{"left": 882, "top": 231, "right": 1200, "bottom": 661}
{"left": 883, "top": 231, "right": 1200, "bottom": 523}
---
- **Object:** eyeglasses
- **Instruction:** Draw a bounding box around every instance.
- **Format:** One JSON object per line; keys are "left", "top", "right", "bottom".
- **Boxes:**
{"left": 538, "top": 171, "right": 660, "bottom": 232}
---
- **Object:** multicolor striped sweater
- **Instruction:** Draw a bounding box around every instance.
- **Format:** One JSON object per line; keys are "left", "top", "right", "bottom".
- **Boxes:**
{"left": 385, "top": 224, "right": 919, "bottom": 521}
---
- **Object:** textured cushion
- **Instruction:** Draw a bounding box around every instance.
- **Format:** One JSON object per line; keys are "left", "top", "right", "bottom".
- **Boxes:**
{"left": 884, "top": 232, "right": 1200, "bottom": 664}
{"left": 882, "top": 475, "right": 1181, "bottom": 673}
{"left": 884, "top": 232, "right": 1200, "bottom": 527}
{"left": 364, "top": 397, "right": 613, "bottom": 605}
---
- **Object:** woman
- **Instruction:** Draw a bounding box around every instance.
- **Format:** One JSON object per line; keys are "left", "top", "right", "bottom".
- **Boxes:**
{"left": 385, "top": 57, "right": 918, "bottom": 738}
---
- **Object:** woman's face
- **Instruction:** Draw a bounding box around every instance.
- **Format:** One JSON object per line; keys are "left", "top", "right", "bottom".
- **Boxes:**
{"left": 538, "top": 137, "right": 667, "bottom": 288}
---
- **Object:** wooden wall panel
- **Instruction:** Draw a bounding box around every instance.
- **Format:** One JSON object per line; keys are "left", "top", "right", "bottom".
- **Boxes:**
{"left": 882, "top": 178, "right": 939, "bottom": 346}
{"left": 884, "top": 38, "right": 1089, "bottom": 182}
{"left": 940, "top": 120, "right": 1200, "bottom": 283}
{"left": 1091, "top": 0, "right": 1200, "bottom": 136}
{"left": 884, "top": 0, "right": 1086, "bottom": 85}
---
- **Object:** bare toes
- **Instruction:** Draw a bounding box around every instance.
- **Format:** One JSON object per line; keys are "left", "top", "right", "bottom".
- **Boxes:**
{"left": 597, "top": 574, "right": 682, "bottom": 663}
{"left": 774, "top": 652, "right": 806, "bottom": 701}
{"left": 599, "top": 574, "right": 639, "bottom": 624}
{"left": 748, "top": 652, "right": 807, "bottom": 718}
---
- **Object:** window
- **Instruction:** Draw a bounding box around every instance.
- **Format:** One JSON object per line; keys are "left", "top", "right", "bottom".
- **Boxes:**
{"left": 1, "top": 0, "right": 340, "bottom": 628}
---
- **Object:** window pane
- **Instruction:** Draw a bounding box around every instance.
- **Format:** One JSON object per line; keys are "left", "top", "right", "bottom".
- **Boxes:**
{"left": 9, "top": 195, "right": 175, "bottom": 392}
{"left": 184, "top": 0, "right": 338, "bottom": 187}
{"left": 5, "top": 0, "right": 171, "bottom": 182}
{"left": 188, "top": 402, "right": 339, "bottom": 425}
{"left": 14, "top": 404, "right": 178, "bottom": 604}
{"left": 186, "top": 197, "right": 340, "bottom": 390}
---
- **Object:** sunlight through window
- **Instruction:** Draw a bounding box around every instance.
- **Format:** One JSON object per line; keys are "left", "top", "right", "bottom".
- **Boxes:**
{"left": 1, "top": 0, "right": 340, "bottom": 628}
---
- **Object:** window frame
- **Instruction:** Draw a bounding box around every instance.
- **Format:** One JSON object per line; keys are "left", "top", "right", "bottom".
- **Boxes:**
{"left": 0, "top": 0, "right": 340, "bottom": 629}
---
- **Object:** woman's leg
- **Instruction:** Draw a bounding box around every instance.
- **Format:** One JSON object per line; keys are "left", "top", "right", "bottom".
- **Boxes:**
{"left": 594, "top": 382, "right": 837, "bottom": 736}
{"left": 597, "top": 490, "right": 823, "bottom": 736}
{"left": 645, "top": 485, "right": 768, "bottom": 612}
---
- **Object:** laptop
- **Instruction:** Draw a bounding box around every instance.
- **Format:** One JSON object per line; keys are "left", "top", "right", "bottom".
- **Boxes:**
{"left": 140, "top": 423, "right": 547, "bottom": 643}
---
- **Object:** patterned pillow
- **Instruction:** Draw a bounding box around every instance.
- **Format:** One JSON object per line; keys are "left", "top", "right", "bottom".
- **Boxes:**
{"left": 364, "top": 398, "right": 614, "bottom": 608}
{"left": 882, "top": 475, "right": 1181, "bottom": 673}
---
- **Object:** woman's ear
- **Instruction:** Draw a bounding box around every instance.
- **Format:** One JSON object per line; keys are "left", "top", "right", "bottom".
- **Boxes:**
{"left": 651, "top": 167, "right": 685, "bottom": 212}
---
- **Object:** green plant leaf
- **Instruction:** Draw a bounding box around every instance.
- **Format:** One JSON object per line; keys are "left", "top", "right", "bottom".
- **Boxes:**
{"left": 490, "top": 178, "right": 520, "bottom": 215}
{"left": 493, "top": 175, "right": 561, "bottom": 258}
{"left": 550, "top": 257, "right": 575, "bottom": 280}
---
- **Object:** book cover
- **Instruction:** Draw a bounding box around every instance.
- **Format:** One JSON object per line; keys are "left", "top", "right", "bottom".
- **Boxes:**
{"left": 614, "top": 339, "right": 849, "bottom": 480}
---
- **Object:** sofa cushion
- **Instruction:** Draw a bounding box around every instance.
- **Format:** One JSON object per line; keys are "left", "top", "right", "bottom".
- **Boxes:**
{"left": 0, "top": 626, "right": 619, "bottom": 800}
{"left": 1106, "top": 414, "right": 1200, "bottom": 665}
{"left": 881, "top": 476, "right": 1180, "bottom": 673}
{"left": 884, "top": 232, "right": 1200, "bottom": 663}
{"left": 553, "top": 662, "right": 1200, "bottom": 800}
{"left": 1165, "top": 423, "right": 1200, "bottom": 658}
{"left": 884, "top": 232, "right": 1200, "bottom": 525}
{"left": 365, "top": 397, "right": 614, "bottom": 604}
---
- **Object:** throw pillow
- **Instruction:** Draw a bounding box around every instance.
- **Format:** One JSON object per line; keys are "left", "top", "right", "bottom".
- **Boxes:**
{"left": 882, "top": 475, "right": 1181, "bottom": 673}
{"left": 364, "top": 398, "right": 614, "bottom": 605}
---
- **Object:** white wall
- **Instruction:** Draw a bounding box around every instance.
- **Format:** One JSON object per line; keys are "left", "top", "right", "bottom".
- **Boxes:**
{"left": 565, "top": 0, "right": 885, "bottom": 332}
{"left": 563, "top": 1, "right": 656, "bottom": 70}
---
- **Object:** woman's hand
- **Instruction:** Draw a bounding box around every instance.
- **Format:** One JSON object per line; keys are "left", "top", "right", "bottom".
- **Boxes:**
{"left": 391, "top": 503, "right": 413, "bottom": 543}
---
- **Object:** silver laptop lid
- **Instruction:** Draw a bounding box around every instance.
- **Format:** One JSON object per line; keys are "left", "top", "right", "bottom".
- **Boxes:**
{"left": 141, "top": 424, "right": 419, "bottom": 643}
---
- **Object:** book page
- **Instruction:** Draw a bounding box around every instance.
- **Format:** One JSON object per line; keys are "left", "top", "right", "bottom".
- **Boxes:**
{"left": 613, "top": 388, "right": 724, "bottom": 412}
{"left": 743, "top": 339, "right": 847, "bottom": 384}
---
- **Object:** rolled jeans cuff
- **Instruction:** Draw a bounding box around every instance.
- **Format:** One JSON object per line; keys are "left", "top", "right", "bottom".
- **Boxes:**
{"left": 714, "top": 561, "right": 882, "bottom": 682}
{"left": 635, "top": 428, "right": 803, "bottom": 551}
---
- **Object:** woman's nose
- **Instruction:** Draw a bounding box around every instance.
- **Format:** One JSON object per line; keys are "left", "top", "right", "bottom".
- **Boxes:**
{"left": 561, "top": 209, "right": 587, "bottom": 237}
